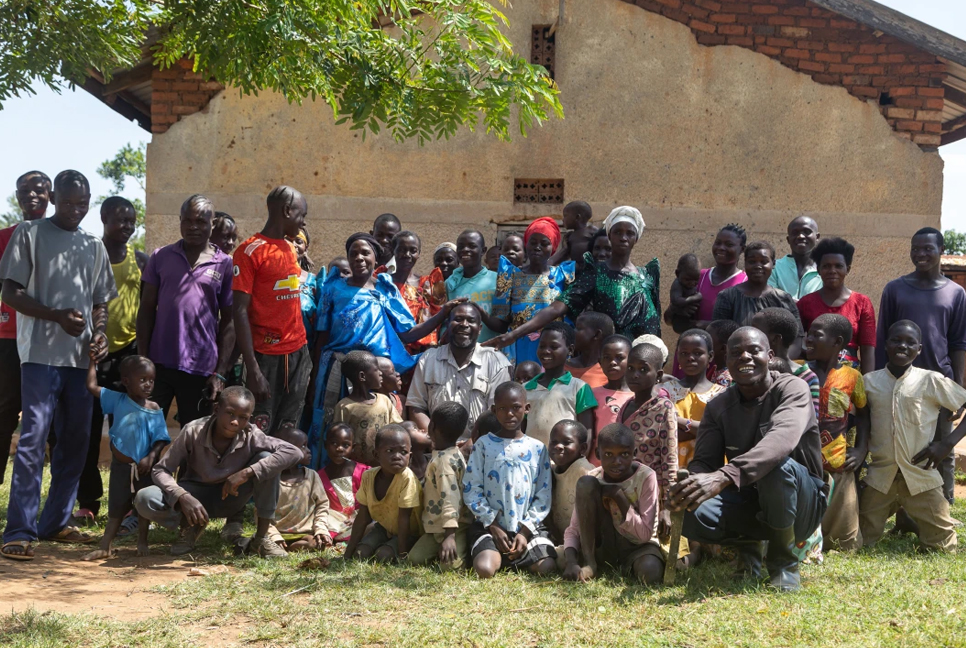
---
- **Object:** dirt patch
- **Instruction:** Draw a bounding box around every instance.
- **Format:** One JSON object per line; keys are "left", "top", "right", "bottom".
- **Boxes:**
{"left": 0, "top": 545, "right": 223, "bottom": 621}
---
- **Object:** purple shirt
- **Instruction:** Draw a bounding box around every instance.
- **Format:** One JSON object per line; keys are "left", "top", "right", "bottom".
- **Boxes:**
{"left": 876, "top": 277, "right": 966, "bottom": 379}
{"left": 142, "top": 241, "right": 233, "bottom": 376}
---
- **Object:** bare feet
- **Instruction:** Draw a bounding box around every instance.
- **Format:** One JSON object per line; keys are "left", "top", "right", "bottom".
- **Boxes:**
{"left": 82, "top": 548, "right": 115, "bottom": 561}
{"left": 577, "top": 565, "right": 597, "bottom": 583}
{"left": 137, "top": 543, "right": 150, "bottom": 557}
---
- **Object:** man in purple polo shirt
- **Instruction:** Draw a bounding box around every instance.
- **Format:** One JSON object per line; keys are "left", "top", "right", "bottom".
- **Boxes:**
{"left": 137, "top": 194, "right": 235, "bottom": 427}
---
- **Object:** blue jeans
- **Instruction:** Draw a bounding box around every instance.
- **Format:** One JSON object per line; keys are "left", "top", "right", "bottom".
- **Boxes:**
{"left": 3, "top": 364, "right": 93, "bottom": 543}
{"left": 683, "top": 457, "right": 827, "bottom": 544}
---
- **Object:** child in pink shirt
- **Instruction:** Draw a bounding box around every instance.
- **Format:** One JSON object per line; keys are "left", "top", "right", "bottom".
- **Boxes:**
{"left": 590, "top": 335, "right": 634, "bottom": 465}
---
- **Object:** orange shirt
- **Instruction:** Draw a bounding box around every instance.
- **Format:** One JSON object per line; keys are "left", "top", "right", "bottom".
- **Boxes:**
{"left": 233, "top": 234, "right": 306, "bottom": 355}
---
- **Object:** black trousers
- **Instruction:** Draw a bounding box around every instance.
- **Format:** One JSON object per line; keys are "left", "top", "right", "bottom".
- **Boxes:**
{"left": 0, "top": 338, "right": 21, "bottom": 485}
{"left": 152, "top": 365, "right": 212, "bottom": 428}
{"left": 76, "top": 342, "right": 137, "bottom": 513}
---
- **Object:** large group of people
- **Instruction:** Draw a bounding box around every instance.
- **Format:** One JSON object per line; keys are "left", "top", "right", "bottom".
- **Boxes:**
{"left": 1, "top": 168, "right": 964, "bottom": 595}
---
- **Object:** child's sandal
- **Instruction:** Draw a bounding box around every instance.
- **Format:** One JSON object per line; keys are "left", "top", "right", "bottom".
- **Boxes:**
{"left": 1, "top": 540, "right": 35, "bottom": 561}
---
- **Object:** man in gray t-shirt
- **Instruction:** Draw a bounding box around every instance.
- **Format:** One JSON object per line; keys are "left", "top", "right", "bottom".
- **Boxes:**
{"left": 0, "top": 170, "right": 117, "bottom": 559}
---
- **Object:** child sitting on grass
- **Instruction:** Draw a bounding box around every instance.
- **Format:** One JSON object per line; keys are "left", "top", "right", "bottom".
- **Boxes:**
{"left": 318, "top": 423, "right": 369, "bottom": 543}
{"left": 345, "top": 424, "right": 423, "bottom": 562}
{"left": 135, "top": 386, "right": 301, "bottom": 558}
{"left": 333, "top": 350, "right": 403, "bottom": 464}
{"left": 266, "top": 425, "right": 333, "bottom": 552}
{"left": 376, "top": 356, "right": 405, "bottom": 416}
{"left": 525, "top": 323, "right": 597, "bottom": 447}
{"left": 563, "top": 423, "right": 663, "bottom": 584}
{"left": 664, "top": 253, "right": 703, "bottom": 334}
{"left": 463, "top": 382, "right": 556, "bottom": 578}
{"left": 566, "top": 311, "right": 614, "bottom": 389}
{"left": 706, "top": 319, "right": 738, "bottom": 387}
{"left": 82, "top": 355, "right": 170, "bottom": 561}
{"left": 590, "top": 335, "right": 635, "bottom": 465}
{"left": 548, "top": 420, "right": 594, "bottom": 545}
{"left": 751, "top": 308, "right": 820, "bottom": 416}
{"left": 805, "top": 314, "right": 869, "bottom": 552}
{"left": 408, "top": 402, "right": 471, "bottom": 570}
{"left": 514, "top": 360, "right": 542, "bottom": 384}
{"left": 860, "top": 320, "right": 966, "bottom": 553}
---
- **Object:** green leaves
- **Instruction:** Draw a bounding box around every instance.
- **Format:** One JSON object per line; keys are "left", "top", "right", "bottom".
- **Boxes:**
{"left": 96, "top": 142, "right": 146, "bottom": 250}
{"left": 0, "top": 0, "right": 562, "bottom": 143}
{"left": 0, "top": 1, "right": 150, "bottom": 103}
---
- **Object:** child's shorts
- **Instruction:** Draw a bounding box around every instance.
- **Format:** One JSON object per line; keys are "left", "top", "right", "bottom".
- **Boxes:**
{"left": 468, "top": 520, "right": 557, "bottom": 569}
{"left": 407, "top": 529, "right": 468, "bottom": 569}
{"left": 359, "top": 523, "right": 419, "bottom": 559}
{"left": 108, "top": 458, "right": 153, "bottom": 519}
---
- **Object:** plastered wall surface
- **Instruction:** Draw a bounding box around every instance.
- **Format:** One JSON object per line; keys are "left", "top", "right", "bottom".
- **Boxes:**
{"left": 145, "top": 0, "right": 942, "bottom": 326}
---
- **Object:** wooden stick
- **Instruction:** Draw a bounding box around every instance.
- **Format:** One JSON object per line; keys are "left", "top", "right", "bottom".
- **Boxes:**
{"left": 663, "top": 469, "right": 690, "bottom": 585}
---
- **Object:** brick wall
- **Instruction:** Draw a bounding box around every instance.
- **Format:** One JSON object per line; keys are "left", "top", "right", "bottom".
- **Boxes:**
{"left": 150, "top": 59, "right": 223, "bottom": 134}
{"left": 622, "top": 0, "right": 946, "bottom": 146}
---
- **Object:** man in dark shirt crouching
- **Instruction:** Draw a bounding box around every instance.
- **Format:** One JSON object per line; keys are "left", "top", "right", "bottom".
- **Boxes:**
{"left": 670, "top": 327, "right": 828, "bottom": 592}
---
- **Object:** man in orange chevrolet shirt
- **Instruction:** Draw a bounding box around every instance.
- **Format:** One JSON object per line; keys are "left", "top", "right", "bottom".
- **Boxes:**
{"left": 232, "top": 186, "right": 311, "bottom": 436}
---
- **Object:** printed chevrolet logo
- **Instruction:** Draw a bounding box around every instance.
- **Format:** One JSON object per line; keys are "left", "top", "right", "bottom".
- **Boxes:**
{"left": 273, "top": 275, "right": 301, "bottom": 292}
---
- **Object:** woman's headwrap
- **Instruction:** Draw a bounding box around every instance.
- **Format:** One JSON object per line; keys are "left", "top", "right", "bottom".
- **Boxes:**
{"left": 434, "top": 241, "right": 457, "bottom": 256}
{"left": 604, "top": 206, "right": 646, "bottom": 238}
{"left": 524, "top": 216, "right": 562, "bottom": 253}
{"left": 344, "top": 232, "right": 384, "bottom": 260}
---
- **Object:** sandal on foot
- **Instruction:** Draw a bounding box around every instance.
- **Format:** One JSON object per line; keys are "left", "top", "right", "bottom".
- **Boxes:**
{"left": 2, "top": 540, "right": 35, "bottom": 561}
{"left": 48, "top": 526, "right": 95, "bottom": 544}
{"left": 116, "top": 513, "right": 139, "bottom": 538}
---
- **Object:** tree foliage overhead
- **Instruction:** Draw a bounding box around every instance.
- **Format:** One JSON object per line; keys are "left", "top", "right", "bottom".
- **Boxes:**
{"left": 0, "top": 0, "right": 563, "bottom": 142}
{"left": 97, "top": 142, "right": 147, "bottom": 251}
{"left": 944, "top": 229, "right": 966, "bottom": 256}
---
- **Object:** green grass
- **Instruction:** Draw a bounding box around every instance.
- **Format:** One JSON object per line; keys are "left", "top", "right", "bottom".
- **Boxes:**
{"left": 2, "top": 465, "right": 966, "bottom": 647}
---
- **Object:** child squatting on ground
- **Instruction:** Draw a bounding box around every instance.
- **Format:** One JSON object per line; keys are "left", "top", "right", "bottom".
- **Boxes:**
{"left": 266, "top": 425, "right": 334, "bottom": 552}
{"left": 82, "top": 354, "right": 169, "bottom": 560}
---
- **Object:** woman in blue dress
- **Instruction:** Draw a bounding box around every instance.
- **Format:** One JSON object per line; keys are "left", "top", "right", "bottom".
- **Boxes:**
{"left": 480, "top": 217, "right": 575, "bottom": 364}
{"left": 308, "top": 233, "right": 463, "bottom": 463}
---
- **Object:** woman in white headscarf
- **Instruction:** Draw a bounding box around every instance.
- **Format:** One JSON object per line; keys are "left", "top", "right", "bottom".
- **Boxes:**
{"left": 484, "top": 206, "right": 661, "bottom": 347}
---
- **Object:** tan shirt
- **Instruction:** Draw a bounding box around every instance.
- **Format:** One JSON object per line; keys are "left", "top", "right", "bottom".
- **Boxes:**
{"left": 421, "top": 446, "right": 471, "bottom": 534}
{"left": 551, "top": 457, "right": 595, "bottom": 535}
{"left": 406, "top": 344, "right": 512, "bottom": 438}
{"left": 333, "top": 393, "right": 403, "bottom": 464}
{"left": 268, "top": 467, "right": 330, "bottom": 542}
{"left": 863, "top": 366, "right": 966, "bottom": 496}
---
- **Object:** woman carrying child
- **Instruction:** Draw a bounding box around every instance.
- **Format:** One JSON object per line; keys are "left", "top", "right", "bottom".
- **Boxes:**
{"left": 308, "top": 233, "right": 463, "bottom": 464}
{"left": 487, "top": 207, "right": 661, "bottom": 356}
{"left": 481, "top": 217, "right": 575, "bottom": 364}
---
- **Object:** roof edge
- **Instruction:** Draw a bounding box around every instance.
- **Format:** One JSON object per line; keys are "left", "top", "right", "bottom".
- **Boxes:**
{"left": 809, "top": 0, "right": 966, "bottom": 67}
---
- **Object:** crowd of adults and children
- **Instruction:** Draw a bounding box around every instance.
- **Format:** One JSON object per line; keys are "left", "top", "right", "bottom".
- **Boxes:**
{"left": 1, "top": 171, "right": 964, "bottom": 595}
